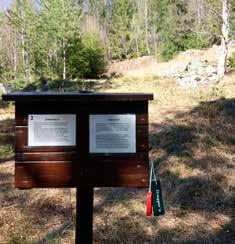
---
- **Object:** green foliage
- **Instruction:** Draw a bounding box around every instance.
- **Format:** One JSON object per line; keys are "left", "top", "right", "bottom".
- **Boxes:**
{"left": 109, "top": 0, "right": 137, "bottom": 59}
{"left": 11, "top": 79, "right": 29, "bottom": 90}
{"left": 0, "top": 145, "right": 13, "bottom": 161}
{"left": 0, "top": 70, "right": 16, "bottom": 83}
{"left": 67, "top": 34, "right": 106, "bottom": 78}
{"left": 81, "top": 34, "right": 106, "bottom": 78}
{"left": 230, "top": 1, "right": 235, "bottom": 39}
{"left": 158, "top": 1, "right": 216, "bottom": 61}
{"left": 36, "top": 0, "right": 82, "bottom": 78}
{"left": 161, "top": 32, "right": 209, "bottom": 61}
{"left": 183, "top": 33, "right": 208, "bottom": 50}
{"left": 0, "top": 0, "right": 231, "bottom": 83}
{"left": 228, "top": 53, "right": 235, "bottom": 68}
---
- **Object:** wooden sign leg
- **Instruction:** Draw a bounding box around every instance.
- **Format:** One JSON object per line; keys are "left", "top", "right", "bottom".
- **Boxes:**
{"left": 76, "top": 187, "right": 94, "bottom": 244}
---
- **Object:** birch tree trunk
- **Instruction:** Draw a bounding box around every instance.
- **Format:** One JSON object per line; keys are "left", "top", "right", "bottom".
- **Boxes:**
{"left": 63, "top": 49, "right": 66, "bottom": 80}
{"left": 196, "top": 0, "right": 202, "bottom": 26}
{"left": 13, "top": 43, "right": 17, "bottom": 74}
{"left": 144, "top": 0, "right": 150, "bottom": 55}
{"left": 217, "top": 0, "right": 230, "bottom": 80}
{"left": 62, "top": 39, "right": 66, "bottom": 81}
{"left": 62, "top": 0, "right": 66, "bottom": 81}
{"left": 61, "top": 43, "right": 66, "bottom": 91}
{"left": 21, "top": 16, "right": 25, "bottom": 74}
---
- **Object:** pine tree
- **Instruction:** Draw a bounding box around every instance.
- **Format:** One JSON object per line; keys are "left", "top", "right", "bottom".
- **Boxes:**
{"left": 109, "top": 0, "right": 137, "bottom": 59}
{"left": 37, "top": 0, "right": 82, "bottom": 79}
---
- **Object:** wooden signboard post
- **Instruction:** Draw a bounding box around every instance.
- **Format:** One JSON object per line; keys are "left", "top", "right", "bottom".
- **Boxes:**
{"left": 2, "top": 92, "right": 153, "bottom": 243}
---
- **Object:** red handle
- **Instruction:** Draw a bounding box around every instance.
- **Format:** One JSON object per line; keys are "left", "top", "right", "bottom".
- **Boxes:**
{"left": 146, "top": 192, "right": 153, "bottom": 216}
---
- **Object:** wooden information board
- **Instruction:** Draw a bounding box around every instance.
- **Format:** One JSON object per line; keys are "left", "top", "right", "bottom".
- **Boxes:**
{"left": 3, "top": 92, "right": 153, "bottom": 189}
{"left": 3, "top": 92, "right": 153, "bottom": 243}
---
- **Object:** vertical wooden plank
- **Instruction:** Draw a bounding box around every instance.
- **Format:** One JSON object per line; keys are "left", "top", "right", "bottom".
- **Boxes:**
{"left": 76, "top": 187, "right": 94, "bottom": 244}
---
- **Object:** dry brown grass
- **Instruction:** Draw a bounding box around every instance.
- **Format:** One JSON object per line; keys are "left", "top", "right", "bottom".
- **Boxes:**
{"left": 0, "top": 76, "right": 234, "bottom": 243}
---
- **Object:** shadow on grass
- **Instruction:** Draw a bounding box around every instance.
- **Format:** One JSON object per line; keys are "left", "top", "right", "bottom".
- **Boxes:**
{"left": 0, "top": 116, "right": 74, "bottom": 242}
{"left": 94, "top": 97, "right": 234, "bottom": 243}
{"left": 94, "top": 187, "right": 145, "bottom": 213}
{"left": 28, "top": 196, "right": 73, "bottom": 219}
{"left": 0, "top": 118, "right": 14, "bottom": 163}
{"left": 164, "top": 172, "right": 231, "bottom": 211}
{"left": 1, "top": 86, "right": 12, "bottom": 108}
{"left": 213, "top": 221, "right": 234, "bottom": 244}
{"left": 0, "top": 170, "right": 30, "bottom": 210}
{"left": 37, "top": 221, "right": 73, "bottom": 244}
{"left": 94, "top": 210, "right": 154, "bottom": 244}
{"left": 0, "top": 99, "right": 11, "bottom": 109}
{"left": 0, "top": 169, "right": 74, "bottom": 242}
{"left": 154, "top": 221, "right": 234, "bottom": 244}
{"left": 0, "top": 97, "right": 234, "bottom": 243}
{"left": 22, "top": 78, "right": 109, "bottom": 92}
{"left": 0, "top": 172, "right": 13, "bottom": 196}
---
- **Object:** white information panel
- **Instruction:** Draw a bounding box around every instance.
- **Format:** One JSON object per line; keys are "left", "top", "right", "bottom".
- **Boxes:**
{"left": 28, "top": 114, "right": 76, "bottom": 146}
{"left": 89, "top": 114, "right": 136, "bottom": 153}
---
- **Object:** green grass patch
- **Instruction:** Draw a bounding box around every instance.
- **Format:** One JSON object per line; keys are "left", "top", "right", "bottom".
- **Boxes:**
{"left": 228, "top": 53, "right": 235, "bottom": 68}
{"left": 0, "top": 145, "right": 14, "bottom": 161}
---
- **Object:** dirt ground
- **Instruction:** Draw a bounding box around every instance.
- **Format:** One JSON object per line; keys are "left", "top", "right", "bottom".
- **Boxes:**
{"left": 0, "top": 75, "right": 234, "bottom": 243}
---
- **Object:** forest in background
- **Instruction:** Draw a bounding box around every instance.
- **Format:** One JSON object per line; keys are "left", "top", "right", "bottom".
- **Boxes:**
{"left": 0, "top": 0, "right": 235, "bottom": 84}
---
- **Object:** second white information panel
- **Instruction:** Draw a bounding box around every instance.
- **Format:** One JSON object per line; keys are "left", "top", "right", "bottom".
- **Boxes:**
{"left": 89, "top": 114, "right": 136, "bottom": 153}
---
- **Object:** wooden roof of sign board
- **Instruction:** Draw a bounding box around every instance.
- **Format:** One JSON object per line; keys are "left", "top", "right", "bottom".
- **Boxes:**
{"left": 2, "top": 92, "right": 154, "bottom": 102}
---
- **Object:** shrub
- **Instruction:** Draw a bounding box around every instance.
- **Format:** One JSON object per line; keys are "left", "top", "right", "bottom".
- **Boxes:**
{"left": 0, "top": 70, "right": 16, "bottom": 82}
{"left": 11, "top": 79, "right": 29, "bottom": 90}
{"left": 160, "top": 32, "right": 209, "bottom": 61}
{"left": 67, "top": 34, "right": 106, "bottom": 78}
